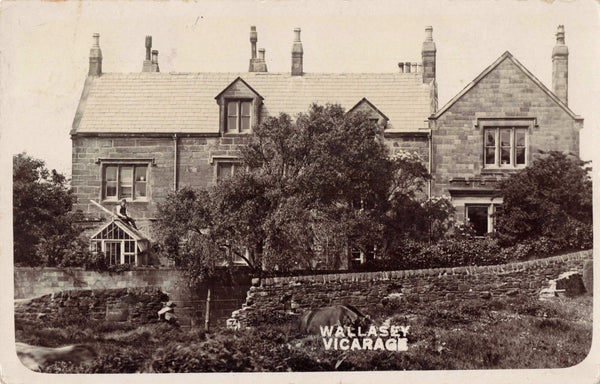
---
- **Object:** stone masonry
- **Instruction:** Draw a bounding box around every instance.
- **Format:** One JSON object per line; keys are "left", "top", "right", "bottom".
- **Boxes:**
{"left": 230, "top": 249, "right": 592, "bottom": 327}
{"left": 430, "top": 55, "right": 582, "bottom": 199}
{"left": 72, "top": 135, "right": 250, "bottom": 235}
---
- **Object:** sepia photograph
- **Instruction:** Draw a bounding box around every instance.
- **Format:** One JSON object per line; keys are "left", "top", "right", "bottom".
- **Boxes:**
{"left": 0, "top": 0, "right": 598, "bottom": 382}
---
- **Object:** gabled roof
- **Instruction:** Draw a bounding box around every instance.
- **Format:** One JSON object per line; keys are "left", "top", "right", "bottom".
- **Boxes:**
{"left": 214, "top": 76, "right": 264, "bottom": 101}
{"left": 72, "top": 72, "right": 431, "bottom": 135}
{"left": 431, "top": 51, "right": 582, "bottom": 120}
{"left": 347, "top": 97, "right": 390, "bottom": 121}
{"left": 90, "top": 218, "right": 148, "bottom": 242}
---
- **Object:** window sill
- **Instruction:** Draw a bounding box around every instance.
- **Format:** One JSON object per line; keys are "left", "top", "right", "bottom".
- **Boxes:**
{"left": 102, "top": 199, "right": 150, "bottom": 204}
{"left": 481, "top": 167, "right": 525, "bottom": 175}
{"left": 223, "top": 132, "right": 252, "bottom": 136}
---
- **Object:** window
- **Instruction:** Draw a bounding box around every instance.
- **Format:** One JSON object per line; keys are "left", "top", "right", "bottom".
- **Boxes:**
{"left": 484, "top": 127, "right": 527, "bottom": 168}
{"left": 465, "top": 205, "right": 489, "bottom": 236}
{"left": 349, "top": 247, "right": 376, "bottom": 269}
{"left": 103, "top": 164, "right": 148, "bottom": 200}
{"left": 226, "top": 100, "right": 252, "bottom": 133}
{"left": 465, "top": 204, "right": 502, "bottom": 236}
{"left": 216, "top": 161, "right": 242, "bottom": 183}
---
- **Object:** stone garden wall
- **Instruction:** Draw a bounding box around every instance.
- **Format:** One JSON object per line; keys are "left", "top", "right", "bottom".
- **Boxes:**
{"left": 14, "top": 267, "right": 250, "bottom": 328}
{"left": 232, "top": 250, "right": 592, "bottom": 327}
{"left": 14, "top": 287, "right": 168, "bottom": 326}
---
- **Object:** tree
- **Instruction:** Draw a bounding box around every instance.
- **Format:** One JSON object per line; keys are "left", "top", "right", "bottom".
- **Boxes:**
{"left": 495, "top": 151, "right": 592, "bottom": 248}
{"left": 153, "top": 187, "right": 229, "bottom": 285}
{"left": 13, "top": 153, "right": 86, "bottom": 266}
{"left": 155, "top": 104, "right": 437, "bottom": 276}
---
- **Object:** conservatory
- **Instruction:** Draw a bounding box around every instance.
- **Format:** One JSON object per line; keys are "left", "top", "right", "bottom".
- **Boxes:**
{"left": 89, "top": 219, "right": 149, "bottom": 266}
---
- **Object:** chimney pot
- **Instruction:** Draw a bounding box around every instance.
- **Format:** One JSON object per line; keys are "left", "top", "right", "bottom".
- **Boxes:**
{"left": 145, "top": 36, "right": 152, "bottom": 60}
{"left": 398, "top": 62, "right": 405, "bottom": 73}
{"left": 405, "top": 62, "right": 411, "bottom": 73}
{"left": 259, "top": 48, "right": 265, "bottom": 60}
{"left": 250, "top": 26, "right": 257, "bottom": 59}
{"left": 142, "top": 35, "right": 153, "bottom": 72}
{"left": 556, "top": 25, "right": 565, "bottom": 44}
{"left": 88, "top": 33, "right": 103, "bottom": 76}
{"left": 425, "top": 26, "right": 433, "bottom": 41}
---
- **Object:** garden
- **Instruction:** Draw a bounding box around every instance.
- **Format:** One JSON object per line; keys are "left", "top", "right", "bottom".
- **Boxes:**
{"left": 15, "top": 292, "right": 592, "bottom": 372}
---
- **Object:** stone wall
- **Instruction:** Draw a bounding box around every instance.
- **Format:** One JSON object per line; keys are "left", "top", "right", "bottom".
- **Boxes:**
{"left": 14, "top": 287, "right": 168, "bottom": 326}
{"left": 14, "top": 267, "right": 251, "bottom": 328}
{"left": 384, "top": 133, "right": 429, "bottom": 162}
{"left": 231, "top": 250, "right": 592, "bottom": 327}
{"left": 71, "top": 135, "right": 250, "bottom": 239}
{"left": 14, "top": 267, "right": 184, "bottom": 299}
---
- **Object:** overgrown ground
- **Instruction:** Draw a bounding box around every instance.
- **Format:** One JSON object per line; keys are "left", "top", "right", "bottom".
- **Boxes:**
{"left": 15, "top": 294, "right": 592, "bottom": 372}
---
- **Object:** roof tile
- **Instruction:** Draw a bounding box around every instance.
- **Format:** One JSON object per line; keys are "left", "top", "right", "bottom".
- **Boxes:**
{"left": 75, "top": 72, "right": 430, "bottom": 134}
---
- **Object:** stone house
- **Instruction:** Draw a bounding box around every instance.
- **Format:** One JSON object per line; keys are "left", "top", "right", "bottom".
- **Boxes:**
{"left": 428, "top": 25, "right": 582, "bottom": 236}
{"left": 70, "top": 25, "right": 582, "bottom": 265}
{"left": 70, "top": 27, "right": 435, "bottom": 265}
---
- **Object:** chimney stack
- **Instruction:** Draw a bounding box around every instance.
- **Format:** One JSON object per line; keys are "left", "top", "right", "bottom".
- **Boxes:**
{"left": 249, "top": 26, "right": 268, "bottom": 72}
{"left": 421, "top": 26, "right": 436, "bottom": 84}
{"left": 88, "top": 33, "right": 103, "bottom": 76}
{"left": 151, "top": 50, "right": 160, "bottom": 72}
{"left": 255, "top": 48, "right": 268, "bottom": 72}
{"left": 552, "top": 25, "right": 568, "bottom": 104}
{"left": 142, "top": 36, "right": 154, "bottom": 72}
{"left": 291, "top": 28, "right": 303, "bottom": 76}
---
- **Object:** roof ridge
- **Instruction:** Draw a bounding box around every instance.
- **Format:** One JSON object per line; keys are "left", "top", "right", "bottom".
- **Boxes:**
{"left": 97, "top": 71, "right": 423, "bottom": 76}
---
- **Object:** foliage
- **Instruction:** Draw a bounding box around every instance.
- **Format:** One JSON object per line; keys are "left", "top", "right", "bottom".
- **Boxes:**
{"left": 153, "top": 187, "right": 228, "bottom": 285}
{"left": 19, "top": 294, "right": 592, "bottom": 372}
{"left": 355, "top": 235, "right": 589, "bottom": 272}
{"left": 13, "top": 153, "right": 91, "bottom": 266}
{"left": 495, "top": 151, "right": 592, "bottom": 247}
{"left": 154, "top": 104, "right": 441, "bottom": 278}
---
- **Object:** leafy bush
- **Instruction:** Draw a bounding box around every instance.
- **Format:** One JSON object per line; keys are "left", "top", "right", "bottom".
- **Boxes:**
{"left": 495, "top": 151, "right": 592, "bottom": 246}
{"left": 355, "top": 233, "right": 589, "bottom": 272}
{"left": 87, "top": 350, "right": 147, "bottom": 373}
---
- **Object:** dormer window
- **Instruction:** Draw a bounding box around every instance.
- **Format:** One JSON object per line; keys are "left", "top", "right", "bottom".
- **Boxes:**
{"left": 348, "top": 97, "right": 389, "bottom": 128}
{"left": 227, "top": 100, "right": 252, "bottom": 133}
{"left": 215, "top": 77, "right": 263, "bottom": 135}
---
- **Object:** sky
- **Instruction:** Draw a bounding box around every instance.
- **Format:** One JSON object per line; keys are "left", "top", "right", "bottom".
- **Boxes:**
{"left": 1, "top": 0, "right": 599, "bottom": 176}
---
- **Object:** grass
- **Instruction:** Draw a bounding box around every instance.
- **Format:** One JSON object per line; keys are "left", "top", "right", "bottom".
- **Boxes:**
{"left": 14, "top": 294, "right": 592, "bottom": 372}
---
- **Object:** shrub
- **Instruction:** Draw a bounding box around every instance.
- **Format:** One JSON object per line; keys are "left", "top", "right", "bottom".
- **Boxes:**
{"left": 496, "top": 151, "right": 592, "bottom": 245}
{"left": 355, "top": 234, "right": 589, "bottom": 272}
{"left": 87, "top": 350, "right": 147, "bottom": 373}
